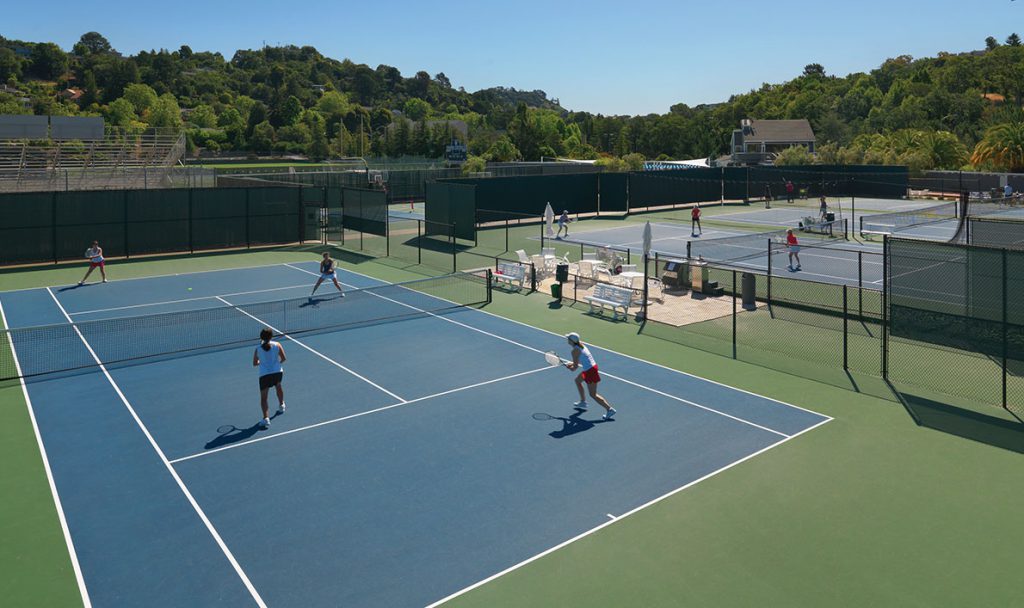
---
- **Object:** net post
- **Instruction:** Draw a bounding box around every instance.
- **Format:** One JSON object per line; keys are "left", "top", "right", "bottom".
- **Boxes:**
{"left": 732, "top": 269, "right": 737, "bottom": 359}
{"left": 486, "top": 269, "right": 493, "bottom": 304}
{"left": 626, "top": 248, "right": 631, "bottom": 265}
{"left": 843, "top": 284, "right": 849, "bottom": 370}
{"left": 1002, "top": 247, "right": 1008, "bottom": 410}
{"left": 686, "top": 241, "right": 692, "bottom": 259}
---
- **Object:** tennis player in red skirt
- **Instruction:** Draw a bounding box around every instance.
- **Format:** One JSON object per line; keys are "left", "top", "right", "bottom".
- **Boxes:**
{"left": 565, "top": 332, "right": 616, "bottom": 420}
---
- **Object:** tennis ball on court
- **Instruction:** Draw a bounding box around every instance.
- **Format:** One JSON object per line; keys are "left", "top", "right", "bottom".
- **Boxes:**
{"left": 187, "top": 287, "right": 193, "bottom": 291}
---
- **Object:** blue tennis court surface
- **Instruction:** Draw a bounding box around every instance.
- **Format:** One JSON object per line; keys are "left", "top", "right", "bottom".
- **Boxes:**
{"left": 0, "top": 263, "right": 829, "bottom": 607}
{"left": 546, "top": 221, "right": 886, "bottom": 287}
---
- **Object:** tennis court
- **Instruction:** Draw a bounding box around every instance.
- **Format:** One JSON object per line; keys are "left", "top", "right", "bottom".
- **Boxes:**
{"left": 0, "top": 263, "right": 828, "bottom": 607}
{"left": 546, "top": 220, "right": 886, "bottom": 287}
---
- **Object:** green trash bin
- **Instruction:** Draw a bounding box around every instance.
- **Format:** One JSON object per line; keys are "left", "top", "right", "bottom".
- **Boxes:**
{"left": 551, "top": 283, "right": 562, "bottom": 299}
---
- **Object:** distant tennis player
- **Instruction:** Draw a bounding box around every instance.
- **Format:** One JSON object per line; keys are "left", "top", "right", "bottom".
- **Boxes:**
{"left": 818, "top": 195, "right": 829, "bottom": 220}
{"left": 78, "top": 240, "right": 107, "bottom": 285}
{"left": 310, "top": 251, "right": 344, "bottom": 299}
{"left": 556, "top": 210, "right": 570, "bottom": 239}
{"left": 564, "top": 332, "right": 616, "bottom": 420}
{"left": 786, "top": 229, "right": 802, "bottom": 271}
{"left": 691, "top": 203, "right": 702, "bottom": 236}
{"left": 785, "top": 179, "right": 795, "bottom": 204}
{"left": 253, "top": 328, "right": 286, "bottom": 429}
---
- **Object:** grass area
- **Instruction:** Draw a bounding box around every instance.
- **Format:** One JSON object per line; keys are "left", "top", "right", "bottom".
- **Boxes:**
{"left": 3, "top": 229, "right": 1021, "bottom": 606}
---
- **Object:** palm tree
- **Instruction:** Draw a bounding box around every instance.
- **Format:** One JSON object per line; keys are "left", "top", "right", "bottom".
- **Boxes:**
{"left": 920, "top": 131, "right": 968, "bottom": 169}
{"left": 971, "top": 122, "right": 1024, "bottom": 172}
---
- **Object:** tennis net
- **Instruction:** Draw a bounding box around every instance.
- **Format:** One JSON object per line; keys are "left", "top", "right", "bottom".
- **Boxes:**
{"left": 1, "top": 271, "right": 490, "bottom": 380}
{"left": 859, "top": 201, "right": 957, "bottom": 236}
{"left": 965, "top": 194, "right": 1024, "bottom": 218}
{"left": 687, "top": 219, "right": 847, "bottom": 263}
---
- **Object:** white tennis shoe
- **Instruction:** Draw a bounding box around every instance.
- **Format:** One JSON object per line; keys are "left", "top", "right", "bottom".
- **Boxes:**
{"left": 603, "top": 408, "right": 617, "bottom": 420}
{"left": 573, "top": 401, "right": 588, "bottom": 410}
{"left": 277, "top": 403, "right": 286, "bottom": 414}
{"left": 259, "top": 417, "right": 270, "bottom": 429}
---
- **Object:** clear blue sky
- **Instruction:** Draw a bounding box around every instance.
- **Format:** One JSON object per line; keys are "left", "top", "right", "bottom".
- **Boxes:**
{"left": 2, "top": 0, "right": 1020, "bottom": 115}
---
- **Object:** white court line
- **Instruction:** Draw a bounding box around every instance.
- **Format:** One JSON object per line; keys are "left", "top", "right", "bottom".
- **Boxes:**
{"left": 43, "top": 288, "right": 268, "bottom": 608}
{"left": 283, "top": 264, "right": 792, "bottom": 437}
{"left": 0, "top": 302, "right": 92, "bottom": 607}
{"left": 424, "top": 416, "right": 831, "bottom": 608}
{"left": 68, "top": 282, "right": 312, "bottom": 316}
{"left": 169, "top": 365, "right": 555, "bottom": 464}
{"left": 213, "top": 295, "right": 406, "bottom": 403}
{"left": 321, "top": 262, "right": 832, "bottom": 421}
{"left": 1, "top": 261, "right": 305, "bottom": 295}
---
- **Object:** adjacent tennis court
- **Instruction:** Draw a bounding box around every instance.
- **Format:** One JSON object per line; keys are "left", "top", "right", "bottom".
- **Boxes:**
{"left": 0, "top": 262, "right": 828, "bottom": 607}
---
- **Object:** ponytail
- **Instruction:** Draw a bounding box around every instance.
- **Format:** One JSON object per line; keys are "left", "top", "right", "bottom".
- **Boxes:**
{"left": 259, "top": 328, "right": 273, "bottom": 351}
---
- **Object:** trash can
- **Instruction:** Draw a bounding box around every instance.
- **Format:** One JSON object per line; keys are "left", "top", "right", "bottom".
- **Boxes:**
{"left": 741, "top": 272, "right": 756, "bottom": 310}
{"left": 550, "top": 283, "right": 562, "bottom": 299}
{"left": 555, "top": 263, "right": 569, "bottom": 283}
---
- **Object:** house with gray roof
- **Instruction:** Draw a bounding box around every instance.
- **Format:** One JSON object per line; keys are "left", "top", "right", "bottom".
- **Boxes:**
{"left": 730, "top": 119, "right": 815, "bottom": 165}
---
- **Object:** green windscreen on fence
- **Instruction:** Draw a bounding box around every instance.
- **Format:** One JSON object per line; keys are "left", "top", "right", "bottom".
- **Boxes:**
{"left": 599, "top": 173, "right": 628, "bottom": 212}
{"left": 628, "top": 169, "right": 721, "bottom": 209}
{"left": 55, "top": 190, "right": 126, "bottom": 260}
{"left": 191, "top": 187, "right": 247, "bottom": 250}
{"left": 341, "top": 187, "right": 387, "bottom": 236}
{"left": 425, "top": 181, "right": 476, "bottom": 241}
{"left": 0, "top": 191, "right": 55, "bottom": 264}
{"left": 444, "top": 173, "right": 599, "bottom": 218}
{"left": 966, "top": 217, "right": 1024, "bottom": 249}
{"left": 125, "top": 189, "right": 190, "bottom": 254}
{"left": 248, "top": 187, "right": 301, "bottom": 245}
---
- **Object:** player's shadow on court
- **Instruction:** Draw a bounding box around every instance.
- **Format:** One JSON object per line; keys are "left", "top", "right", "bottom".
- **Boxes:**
{"left": 533, "top": 410, "right": 605, "bottom": 438}
{"left": 205, "top": 412, "right": 283, "bottom": 450}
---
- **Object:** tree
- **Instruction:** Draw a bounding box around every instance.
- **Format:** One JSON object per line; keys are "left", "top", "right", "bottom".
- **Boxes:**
{"left": 80, "top": 70, "right": 98, "bottom": 107}
{"left": 461, "top": 155, "right": 487, "bottom": 175}
{"left": 972, "top": 122, "right": 1024, "bottom": 171}
{"left": 803, "top": 63, "right": 826, "bottom": 78}
{"left": 250, "top": 121, "right": 276, "bottom": 152}
{"left": 29, "top": 43, "right": 68, "bottom": 80}
{"left": 403, "top": 98, "right": 431, "bottom": 121}
{"left": 147, "top": 94, "right": 182, "bottom": 129}
{"left": 123, "top": 83, "right": 158, "bottom": 115}
{"left": 189, "top": 104, "right": 217, "bottom": 128}
{"left": 485, "top": 135, "right": 520, "bottom": 162}
{"left": 73, "top": 32, "right": 113, "bottom": 56}
{"left": 105, "top": 98, "right": 137, "bottom": 126}
{"left": 0, "top": 48, "right": 22, "bottom": 82}
{"left": 1006, "top": 33, "right": 1021, "bottom": 47}
{"left": 985, "top": 36, "right": 1000, "bottom": 50}
{"left": 435, "top": 72, "right": 451, "bottom": 89}
{"left": 774, "top": 145, "right": 815, "bottom": 165}
{"left": 273, "top": 95, "right": 303, "bottom": 127}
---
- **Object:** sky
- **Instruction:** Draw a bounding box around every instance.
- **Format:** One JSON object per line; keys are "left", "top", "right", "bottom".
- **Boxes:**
{"left": 2, "top": 0, "right": 1021, "bottom": 116}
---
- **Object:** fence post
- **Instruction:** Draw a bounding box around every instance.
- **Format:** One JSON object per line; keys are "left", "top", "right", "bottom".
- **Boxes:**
{"left": 417, "top": 221, "right": 422, "bottom": 265}
{"left": 451, "top": 229, "right": 456, "bottom": 274}
{"left": 245, "top": 188, "right": 251, "bottom": 249}
{"left": 642, "top": 254, "right": 649, "bottom": 321}
{"left": 858, "top": 251, "right": 863, "bottom": 317}
{"left": 843, "top": 284, "right": 849, "bottom": 370}
{"left": 505, "top": 219, "right": 509, "bottom": 253}
{"left": 1002, "top": 248, "right": 1008, "bottom": 410}
{"left": 882, "top": 236, "right": 888, "bottom": 379}
{"left": 766, "top": 239, "right": 773, "bottom": 306}
{"left": 123, "top": 189, "right": 129, "bottom": 259}
{"left": 486, "top": 269, "right": 493, "bottom": 304}
{"left": 188, "top": 188, "right": 194, "bottom": 253}
{"left": 732, "top": 270, "right": 738, "bottom": 359}
{"left": 530, "top": 262, "right": 537, "bottom": 292}
{"left": 52, "top": 191, "right": 58, "bottom": 263}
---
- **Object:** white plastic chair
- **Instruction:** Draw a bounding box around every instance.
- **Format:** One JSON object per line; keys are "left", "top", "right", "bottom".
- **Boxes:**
{"left": 582, "top": 252, "right": 598, "bottom": 261}
{"left": 530, "top": 255, "right": 548, "bottom": 278}
{"left": 515, "top": 249, "right": 530, "bottom": 264}
{"left": 620, "top": 264, "right": 637, "bottom": 273}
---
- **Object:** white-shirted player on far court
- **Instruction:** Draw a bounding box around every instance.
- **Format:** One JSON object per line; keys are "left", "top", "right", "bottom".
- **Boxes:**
{"left": 564, "top": 332, "right": 616, "bottom": 420}
{"left": 253, "top": 328, "right": 286, "bottom": 429}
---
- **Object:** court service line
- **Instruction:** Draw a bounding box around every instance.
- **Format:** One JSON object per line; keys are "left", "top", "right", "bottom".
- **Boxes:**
{"left": 169, "top": 365, "right": 555, "bottom": 464}
{"left": 0, "top": 302, "right": 92, "bottom": 608}
{"left": 425, "top": 416, "right": 831, "bottom": 608}
{"left": 213, "top": 295, "right": 406, "bottom": 403}
{"left": 43, "top": 288, "right": 268, "bottom": 608}
{"left": 283, "top": 264, "right": 790, "bottom": 438}
{"left": 68, "top": 282, "right": 313, "bottom": 316}
{"left": 328, "top": 262, "right": 832, "bottom": 420}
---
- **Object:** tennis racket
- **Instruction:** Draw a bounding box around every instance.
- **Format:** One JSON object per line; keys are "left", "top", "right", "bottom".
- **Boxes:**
{"left": 544, "top": 351, "right": 563, "bottom": 367}
{"left": 532, "top": 413, "right": 557, "bottom": 421}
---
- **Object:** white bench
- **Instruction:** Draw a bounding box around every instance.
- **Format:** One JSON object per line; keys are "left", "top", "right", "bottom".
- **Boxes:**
{"left": 493, "top": 262, "right": 527, "bottom": 290}
{"left": 584, "top": 283, "right": 632, "bottom": 320}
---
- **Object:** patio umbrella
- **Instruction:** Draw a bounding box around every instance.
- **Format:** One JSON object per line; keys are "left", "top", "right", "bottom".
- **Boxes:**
{"left": 642, "top": 221, "right": 652, "bottom": 257}
{"left": 544, "top": 202, "right": 555, "bottom": 237}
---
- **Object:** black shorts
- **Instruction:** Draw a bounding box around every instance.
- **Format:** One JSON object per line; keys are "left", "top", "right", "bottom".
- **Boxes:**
{"left": 259, "top": 372, "right": 283, "bottom": 390}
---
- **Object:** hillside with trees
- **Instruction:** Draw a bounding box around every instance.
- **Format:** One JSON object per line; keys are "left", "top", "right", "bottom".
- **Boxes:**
{"left": 0, "top": 31, "right": 1022, "bottom": 172}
